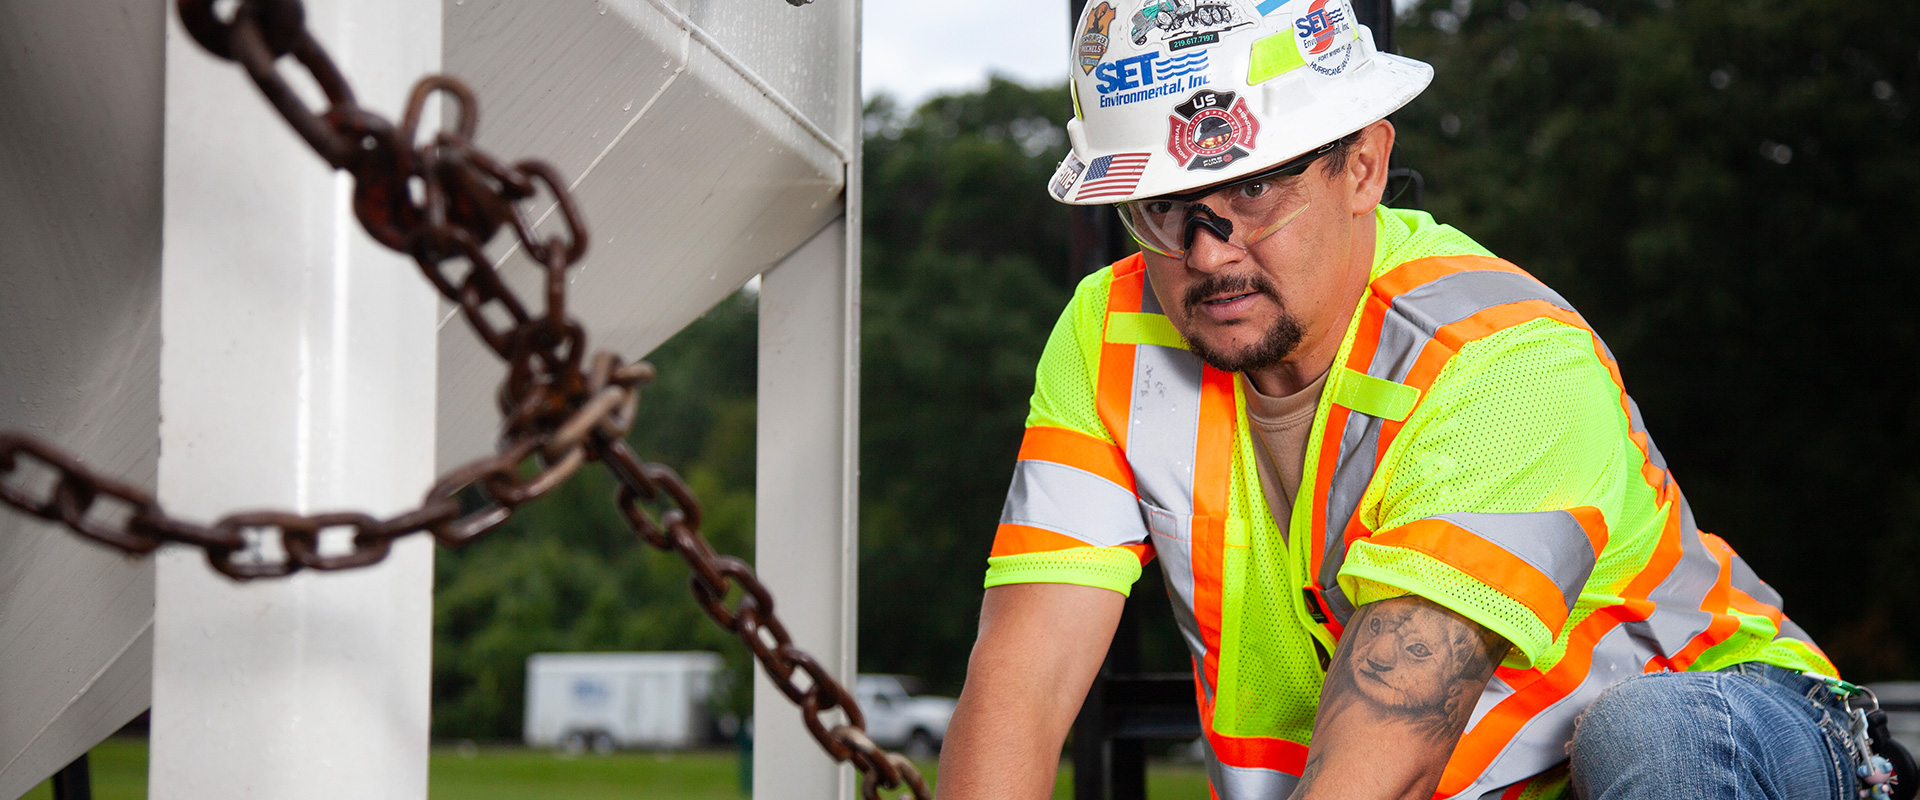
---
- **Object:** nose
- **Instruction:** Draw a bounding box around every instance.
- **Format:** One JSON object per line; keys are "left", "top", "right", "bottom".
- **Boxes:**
{"left": 1183, "top": 216, "right": 1244, "bottom": 273}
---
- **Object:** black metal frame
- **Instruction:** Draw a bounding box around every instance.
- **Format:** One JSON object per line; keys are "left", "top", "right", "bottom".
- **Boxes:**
{"left": 52, "top": 753, "right": 90, "bottom": 800}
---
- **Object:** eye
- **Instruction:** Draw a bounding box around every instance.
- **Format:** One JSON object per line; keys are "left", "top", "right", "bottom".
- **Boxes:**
{"left": 1406, "top": 643, "right": 1432, "bottom": 658}
{"left": 1143, "top": 200, "right": 1177, "bottom": 215}
{"left": 1368, "top": 617, "right": 1382, "bottom": 633}
{"left": 1234, "top": 180, "right": 1271, "bottom": 200}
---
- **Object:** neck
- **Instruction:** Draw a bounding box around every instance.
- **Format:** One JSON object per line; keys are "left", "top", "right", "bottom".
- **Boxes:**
{"left": 1244, "top": 209, "right": 1378, "bottom": 397}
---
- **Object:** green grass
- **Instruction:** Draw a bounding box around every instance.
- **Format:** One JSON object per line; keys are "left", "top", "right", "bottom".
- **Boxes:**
{"left": 22, "top": 737, "right": 1212, "bottom": 799}
{"left": 18, "top": 738, "right": 147, "bottom": 800}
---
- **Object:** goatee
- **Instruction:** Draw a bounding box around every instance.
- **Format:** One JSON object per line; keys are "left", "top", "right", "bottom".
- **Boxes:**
{"left": 1181, "top": 273, "right": 1305, "bottom": 373}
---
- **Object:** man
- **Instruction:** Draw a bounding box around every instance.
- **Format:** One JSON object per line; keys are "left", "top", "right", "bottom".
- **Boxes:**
{"left": 934, "top": 1, "right": 1876, "bottom": 798}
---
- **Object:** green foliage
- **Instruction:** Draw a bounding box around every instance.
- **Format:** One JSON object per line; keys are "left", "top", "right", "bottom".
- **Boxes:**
{"left": 1391, "top": 0, "right": 1920, "bottom": 677}
{"left": 432, "top": 293, "right": 760, "bottom": 739}
{"left": 857, "top": 79, "right": 1079, "bottom": 691}
{"left": 432, "top": 0, "right": 1920, "bottom": 741}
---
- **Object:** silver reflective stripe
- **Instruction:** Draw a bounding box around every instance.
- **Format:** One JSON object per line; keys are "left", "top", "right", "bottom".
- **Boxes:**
{"left": 1625, "top": 498, "right": 1720, "bottom": 654}
{"left": 1432, "top": 511, "right": 1599, "bottom": 611}
{"left": 1778, "top": 618, "right": 1814, "bottom": 643}
{"left": 1123, "top": 272, "right": 1213, "bottom": 700}
{"left": 1140, "top": 275, "right": 1167, "bottom": 314}
{"left": 1728, "top": 552, "right": 1785, "bottom": 609}
{"left": 1208, "top": 757, "right": 1300, "bottom": 800}
{"left": 1464, "top": 674, "right": 1516, "bottom": 732}
{"left": 1318, "top": 408, "right": 1385, "bottom": 597}
{"left": 1452, "top": 622, "right": 1658, "bottom": 797}
{"left": 1124, "top": 339, "right": 1204, "bottom": 514}
{"left": 1388, "top": 270, "right": 1572, "bottom": 343}
{"left": 999, "top": 460, "right": 1152, "bottom": 547}
{"left": 1453, "top": 496, "right": 1729, "bottom": 796}
{"left": 1145, "top": 501, "right": 1209, "bottom": 672}
{"left": 1320, "top": 581, "right": 1355, "bottom": 623}
{"left": 1317, "top": 267, "right": 1577, "bottom": 597}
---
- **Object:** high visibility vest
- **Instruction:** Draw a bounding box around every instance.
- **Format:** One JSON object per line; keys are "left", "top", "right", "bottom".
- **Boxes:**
{"left": 988, "top": 208, "right": 1835, "bottom": 800}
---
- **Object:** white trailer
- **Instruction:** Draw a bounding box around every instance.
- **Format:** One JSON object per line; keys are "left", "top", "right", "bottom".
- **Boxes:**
{"left": 524, "top": 652, "right": 725, "bottom": 753}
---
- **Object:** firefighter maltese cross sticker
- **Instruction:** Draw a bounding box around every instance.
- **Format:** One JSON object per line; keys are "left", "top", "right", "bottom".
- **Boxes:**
{"left": 1166, "top": 89, "right": 1259, "bottom": 171}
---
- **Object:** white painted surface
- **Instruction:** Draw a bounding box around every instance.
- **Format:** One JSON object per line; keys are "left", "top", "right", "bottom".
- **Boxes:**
{"left": 437, "top": 0, "right": 851, "bottom": 470}
{"left": 754, "top": 218, "right": 859, "bottom": 800}
{"left": 523, "top": 652, "right": 724, "bottom": 749}
{"left": 435, "top": 5, "right": 866, "bottom": 792}
{"left": 0, "top": 2, "right": 164, "bottom": 796}
{"left": 151, "top": 1, "right": 441, "bottom": 797}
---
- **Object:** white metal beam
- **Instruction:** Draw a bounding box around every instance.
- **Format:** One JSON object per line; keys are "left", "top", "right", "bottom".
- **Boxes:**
{"left": 754, "top": 216, "right": 860, "bottom": 800}
{"left": 437, "top": 0, "right": 850, "bottom": 470}
{"left": 150, "top": 2, "right": 441, "bottom": 798}
{"left": 0, "top": 3, "right": 164, "bottom": 794}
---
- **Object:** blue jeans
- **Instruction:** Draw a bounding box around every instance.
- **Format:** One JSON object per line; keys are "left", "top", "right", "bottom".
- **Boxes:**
{"left": 1569, "top": 662, "right": 1859, "bottom": 800}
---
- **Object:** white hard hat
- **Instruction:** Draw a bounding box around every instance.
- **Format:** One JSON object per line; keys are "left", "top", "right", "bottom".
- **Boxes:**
{"left": 1047, "top": 0, "right": 1434, "bottom": 205}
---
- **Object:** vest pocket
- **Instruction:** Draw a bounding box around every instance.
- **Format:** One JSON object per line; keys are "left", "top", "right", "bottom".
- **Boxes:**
{"left": 1142, "top": 499, "right": 1191, "bottom": 543}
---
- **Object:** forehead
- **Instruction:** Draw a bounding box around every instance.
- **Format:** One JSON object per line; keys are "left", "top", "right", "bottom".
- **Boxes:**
{"left": 1143, "top": 159, "right": 1324, "bottom": 205}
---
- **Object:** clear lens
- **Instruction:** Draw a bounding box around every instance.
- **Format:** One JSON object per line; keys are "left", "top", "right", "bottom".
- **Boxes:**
{"left": 1117, "top": 178, "right": 1310, "bottom": 258}
{"left": 1113, "top": 142, "right": 1336, "bottom": 258}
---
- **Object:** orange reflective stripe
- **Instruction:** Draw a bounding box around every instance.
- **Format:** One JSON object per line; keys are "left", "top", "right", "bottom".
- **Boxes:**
{"left": 1368, "top": 519, "right": 1577, "bottom": 632}
{"left": 1193, "top": 364, "right": 1236, "bottom": 695}
{"left": 1099, "top": 256, "right": 1146, "bottom": 450}
{"left": 1206, "top": 732, "right": 1309, "bottom": 774}
{"left": 989, "top": 523, "right": 1151, "bottom": 561}
{"left": 1730, "top": 586, "right": 1785, "bottom": 628}
{"left": 1382, "top": 300, "right": 1591, "bottom": 464}
{"left": 1018, "top": 425, "right": 1136, "bottom": 492}
{"left": 1370, "top": 255, "right": 1532, "bottom": 303}
{"left": 1306, "top": 287, "right": 1391, "bottom": 582}
{"left": 990, "top": 524, "right": 1087, "bottom": 557}
{"left": 1664, "top": 533, "right": 1741, "bottom": 670}
{"left": 1438, "top": 489, "right": 1688, "bottom": 796}
{"left": 1569, "top": 506, "right": 1610, "bottom": 556}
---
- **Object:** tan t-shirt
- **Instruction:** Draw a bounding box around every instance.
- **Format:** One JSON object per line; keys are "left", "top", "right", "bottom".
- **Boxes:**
{"left": 1241, "top": 369, "right": 1329, "bottom": 542}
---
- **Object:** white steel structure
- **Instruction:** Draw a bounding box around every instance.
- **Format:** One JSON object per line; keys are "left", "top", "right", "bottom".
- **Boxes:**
{"left": 0, "top": 1, "right": 861, "bottom": 798}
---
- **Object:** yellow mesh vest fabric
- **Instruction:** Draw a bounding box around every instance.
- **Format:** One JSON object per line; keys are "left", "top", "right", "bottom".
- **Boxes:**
{"left": 1345, "top": 319, "right": 1640, "bottom": 670}
{"left": 1212, "top": 207, "right": 1496, "bottom": 738}
{"left": 984, "top": 268, "right": 1137, "bottom": 590}
{"left": 1025, "top": 269, "right": 1113, "bottom": 437}
{"left": 1212, "top": 383, "right": 1325, "bottom": 741}
{"left": 983, "top": 205, "right": 1829, "bottom": 765}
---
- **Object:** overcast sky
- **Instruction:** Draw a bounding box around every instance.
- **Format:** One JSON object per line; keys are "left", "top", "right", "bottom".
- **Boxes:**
{"left": 860, "top": 0, "right": 1422, "bottom": 106}
{"left": 860, "top": 0, "right": 1071, "bottom": 105}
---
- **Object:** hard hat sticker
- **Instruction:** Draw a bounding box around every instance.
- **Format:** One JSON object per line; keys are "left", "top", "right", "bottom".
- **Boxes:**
{"left": 1166, "top": 89, "right": 1259, "bottom": 171}
{"left": 1095, "top": 50, "right": 1212, "bottom": 108}
{"left": 1129, "top": 0, "right": 1254, "bottom": 51}
{"left": 1294, "top": 0, "right": 1357, "bottom": 76}
{"left": 1074, "top": 152, "right": 1152, "bottom": 201}
{"left": 1079, "top": 3, "right": 1118, "bottom": 75}
{"left": 1050, "top": 153, "right": 1088, "bottom": 200}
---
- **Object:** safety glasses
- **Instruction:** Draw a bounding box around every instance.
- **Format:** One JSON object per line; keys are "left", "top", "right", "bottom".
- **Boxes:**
{"left": 1116, "top": 142, "right": 1337, "bottom": 258}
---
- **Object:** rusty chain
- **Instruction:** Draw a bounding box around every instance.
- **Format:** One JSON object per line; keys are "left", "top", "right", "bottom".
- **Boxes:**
{"left": 0, "top": 1, "right": 927, "bottom": 797}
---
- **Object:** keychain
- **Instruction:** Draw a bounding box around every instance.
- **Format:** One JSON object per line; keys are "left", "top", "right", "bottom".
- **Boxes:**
{"left": 1807, "top": 672, "right": 1913, "bottom": 800}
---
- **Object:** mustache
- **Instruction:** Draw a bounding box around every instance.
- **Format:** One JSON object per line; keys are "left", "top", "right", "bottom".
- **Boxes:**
{"left": 1182, "top": 273, "right": 1276, "bottom": 313}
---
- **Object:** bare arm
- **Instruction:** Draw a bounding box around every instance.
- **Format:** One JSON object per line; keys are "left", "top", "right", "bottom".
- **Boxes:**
{"left": 1291, "top": 595, "right": 1511, "bottom": 800}
{"left": 935, "top": 582, "right": 1127, "bottom": 800}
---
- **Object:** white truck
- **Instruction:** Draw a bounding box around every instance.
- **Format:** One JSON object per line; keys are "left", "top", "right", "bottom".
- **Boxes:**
{"left": 855, "top": 675, "right": 957, "bottom": 759}
{"left": 523, "top": 652, "right": 724, "bottom": 753}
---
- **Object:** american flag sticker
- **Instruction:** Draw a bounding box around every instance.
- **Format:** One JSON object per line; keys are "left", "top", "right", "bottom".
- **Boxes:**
{"left": 1073, "top": 152, "right": 1151, "bottom": 201}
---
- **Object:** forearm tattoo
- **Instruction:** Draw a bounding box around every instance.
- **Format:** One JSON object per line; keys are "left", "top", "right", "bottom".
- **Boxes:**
{"left": 1321, "top": 596, "right": 1509, "bottom": 743}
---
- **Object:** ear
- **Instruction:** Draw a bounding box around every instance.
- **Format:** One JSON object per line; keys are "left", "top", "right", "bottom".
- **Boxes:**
{"left": 1343, "top": 120, "right": 1396, "bottom": 216}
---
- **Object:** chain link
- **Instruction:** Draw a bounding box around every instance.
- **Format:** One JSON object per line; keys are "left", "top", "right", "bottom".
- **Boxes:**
{"left": 0, "top": 1, "right": 921, "bottom": 796}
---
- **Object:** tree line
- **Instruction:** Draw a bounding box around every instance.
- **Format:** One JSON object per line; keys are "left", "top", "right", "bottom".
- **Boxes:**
{"left": 430, "top": 0, "right": 1919, "bottom": 738}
